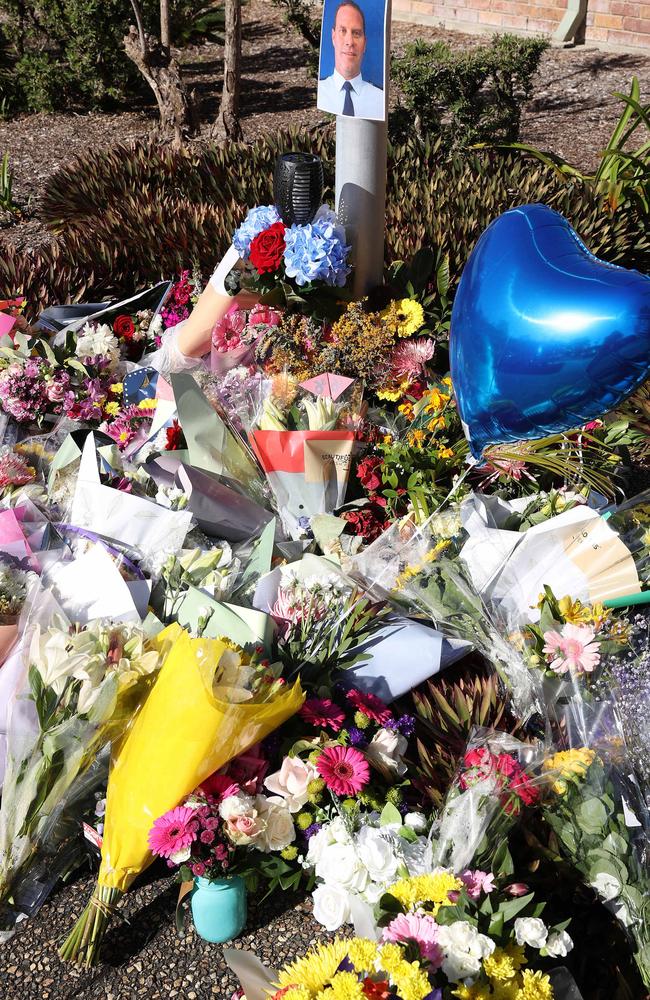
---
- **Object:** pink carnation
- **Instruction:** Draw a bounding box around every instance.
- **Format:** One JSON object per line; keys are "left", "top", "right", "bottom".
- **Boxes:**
{"left": 346, "top": 688, "right": 392, "bottom": 724}
{"left": 300, "top": 698, "right": 345, "bottom": 732}
{"left": 148, "top": 805, "right": 198, "bottom": 859}
{"left": 383, "top": 912, "right": 443, "bottom": 967}
{"left": 316, "top": 744, "right": 370, "bottom": 797}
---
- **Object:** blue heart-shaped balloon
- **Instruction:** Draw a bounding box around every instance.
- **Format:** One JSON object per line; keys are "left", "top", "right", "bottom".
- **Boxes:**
{"left": 450, "top": 204, "right": 650, "bottom": 459}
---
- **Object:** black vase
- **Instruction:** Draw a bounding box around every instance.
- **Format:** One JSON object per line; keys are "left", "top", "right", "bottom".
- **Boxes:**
{"left": 273, "top": 153, "right": 324, "bottom": 226}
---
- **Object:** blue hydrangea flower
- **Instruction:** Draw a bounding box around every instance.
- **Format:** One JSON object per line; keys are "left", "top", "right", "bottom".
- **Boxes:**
{"left": 232, "top": 204, "right": 281, "bottom": 260}
{"left": 283, "top": 215, "right": 351, "bottom": 288}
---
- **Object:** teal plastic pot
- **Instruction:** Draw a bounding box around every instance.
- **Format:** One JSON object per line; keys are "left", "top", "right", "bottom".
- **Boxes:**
{"left": 190, "top": 875, "right": 247, "bottom": 943}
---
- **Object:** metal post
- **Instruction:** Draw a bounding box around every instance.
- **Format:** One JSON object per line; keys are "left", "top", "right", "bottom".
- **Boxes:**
{"left": 335, "top": 0, "right": 391, "bottom": 297}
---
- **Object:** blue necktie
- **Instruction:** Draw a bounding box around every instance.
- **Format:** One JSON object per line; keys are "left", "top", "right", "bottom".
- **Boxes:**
{"left": 342, "top": 80, "right": 355, "bottom": 117}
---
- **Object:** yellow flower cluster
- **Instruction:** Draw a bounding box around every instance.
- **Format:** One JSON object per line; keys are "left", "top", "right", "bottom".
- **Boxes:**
{"left": 453, "top": 967, "right": 553, "bottom": 1000}
{"left": 388, "top": 871, "right": 462, "bottom": 914}
{"left": 543, "top": 747, "right": 596, "bottom": 795}
{"left": 274, "top": 937, "right": 435, "bottom": 1000}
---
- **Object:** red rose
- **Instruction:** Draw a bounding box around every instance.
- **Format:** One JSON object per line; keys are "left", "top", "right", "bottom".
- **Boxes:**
{"left": 249, "top": 221, "right": 286, "bottom": 275}
{"left": 113, "top": 314, "right": 135, "bottom": 340}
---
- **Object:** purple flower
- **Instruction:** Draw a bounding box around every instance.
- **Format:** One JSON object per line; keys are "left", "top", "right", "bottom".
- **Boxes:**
{"left": 348, "top": 727, "right": 367, "bottom": 748}
{"left": 304, "top": 823, "right": 322, "bottom": 840}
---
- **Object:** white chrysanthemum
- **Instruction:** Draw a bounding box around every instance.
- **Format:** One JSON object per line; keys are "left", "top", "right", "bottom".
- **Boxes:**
{"left": 76, "top": 322, "right": 120, "bottom": 367}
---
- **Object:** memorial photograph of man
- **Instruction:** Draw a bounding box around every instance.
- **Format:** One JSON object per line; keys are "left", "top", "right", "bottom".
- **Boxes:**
{"left": 317, "top": 0, "right": 387, "bottom": 121}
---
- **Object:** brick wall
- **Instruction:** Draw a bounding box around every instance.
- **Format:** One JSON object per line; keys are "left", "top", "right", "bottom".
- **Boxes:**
{"left": 392, "top": 0, "right": 650, "bottom": 51}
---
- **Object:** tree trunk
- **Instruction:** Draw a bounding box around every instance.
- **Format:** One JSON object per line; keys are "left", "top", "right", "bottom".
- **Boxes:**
{"left": 124, "top": 0, "right": 196, "bottom": 147}
{"left": 216, "top": 0, "right": 243, "bottom": 140}
{"left": 160, "top": 0, "right": 170, "bottom": 51}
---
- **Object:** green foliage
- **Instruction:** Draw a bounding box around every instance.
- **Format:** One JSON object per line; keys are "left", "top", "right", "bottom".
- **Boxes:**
{"left": 391, "top": 33, "right": 549, "bottom": 147}
{"left": 0, "top": 0, "right": 162, "bottom": 113}
{"left": 171, "top": 0, "right": 225, "bottom": 45}
{"left": 3, "top": 126, "right": 649, "bottom": 318}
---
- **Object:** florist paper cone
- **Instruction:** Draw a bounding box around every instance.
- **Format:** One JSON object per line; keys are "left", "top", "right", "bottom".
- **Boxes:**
{"left": 97, "top": 625, "right": 303, "bottom": 892}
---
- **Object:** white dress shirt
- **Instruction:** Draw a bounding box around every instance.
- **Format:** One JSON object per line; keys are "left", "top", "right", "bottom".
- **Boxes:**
{"left": 317, "top": 69, "right": 385, "bottom": 121}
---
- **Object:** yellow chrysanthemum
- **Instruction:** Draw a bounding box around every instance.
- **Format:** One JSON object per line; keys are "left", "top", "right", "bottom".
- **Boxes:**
{"left": 492, "top": 983, "right": 520, "bottom": 1000}
{"left": 346, "top": 938, "right": 378, "bottom": 973}
{"left": 109, "top": 382, "right": 123, "bottom": 394}
{"left": 484, "top": 945, "right": 525, "bottom": 982}
{"left": 316, "top": 971, "right": 364, "bottom": 999}
{"left": 388, "top": 872, "right": 462, "bottom": 914}
{"left": 502, "top": 943, "right": 527, "bottom": 972}
{"left": 543, "top": 748, "right": 596, "bottom": 795}
{"left": 452, "top": 985, "right": 493, "bottom": 1000}
{"left": 518, "top": 969, "right": 554, "bottom": 1000}
{"left": 277, "top": 940, "right": 350, "bottom": 994}
{"left": 279, "top": 989, "right": 312, "bottom": 1000}
{"left": 377, "top": 943, "right": 406, "bottom": 975}
{"left": 137, "top": 398, "right": 157, "bottom": 410}
{"left": 104, "top": 402, "right": 120, "bottom": 416}
{"left": 391, "top": 964, "right": 433, "bottom": 1000}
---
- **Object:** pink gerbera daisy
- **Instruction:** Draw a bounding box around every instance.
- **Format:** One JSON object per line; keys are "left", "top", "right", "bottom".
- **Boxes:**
{"left": 543, "top": 623, "right": 601, "bottom": 675}
{"left": 390, "top": 338, "right": 436, "bottom": 378}
{"left": 382, "top": 912, "right": 443, "bottom": 967}
{"left": 299, "top": 698, "right": 346, "bottom": 732}
{"left": 346, "top": 688, "right": 392, "bottom": 725}
{"left": 148, "top": 805, "right": 198, "bottom": 859}
{"left": 316, "top": 745, "right": 370, "bottom": 797}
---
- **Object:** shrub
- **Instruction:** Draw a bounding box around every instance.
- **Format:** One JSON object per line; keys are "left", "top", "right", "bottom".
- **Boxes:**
{"left": 0, "top": 0, "right": 161, "bottom": 113}
{"left": 5, "top": 128, "right": 649, "bottom": 318}
{"left": 391, "top": 33, "right": 549, "bottom": 147}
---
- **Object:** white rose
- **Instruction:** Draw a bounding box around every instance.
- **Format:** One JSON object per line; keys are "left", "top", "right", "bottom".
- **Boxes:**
{"left": 404, "top": 812, "right": 428, "bottom": 833}
{"left": 329, "top": 815, "right": 352, "bottom": 843}
{"left": 315, "top": 841, "right": 368, "bottom": 892}
{"left": 219, "top": 791, "right": 256, "bottom": 822}
{"left": 591, "top": 871, "right": 621, "bottom": 902}
{"left": 365, "top": 728, "right": 408, "bottom": 780}
{"left": 362, "top": 881, "right": 386, "bottom": 905}
{"left": 438, "top": 921, "right": 495, "bottom": 982}
{"left": 169, "top": 845, "right": 191, "bottom": 864}
{"left": 306, "top": 825, "right": 336, "bottom": 867}
{"left": 255, "top": 796, "right": 296, "bottom": 852}
{"left": 312, "top": 883, "right": 351, "bottom": 932}
{"left": 545, "top": 930, "right": 573, "bottom": 958}
{"left": 264, "top": 756, "right": 316, "bottom": 813}
{"left": 515, "top": 917, "right": 548, "bottom": 950}
{"left": 356, "top": 827, "right": 399, "bottom": 885}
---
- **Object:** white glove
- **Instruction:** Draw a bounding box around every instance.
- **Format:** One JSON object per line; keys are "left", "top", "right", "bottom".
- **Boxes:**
{"left": 140, "top": 322, "right": 205, "bottom": 377}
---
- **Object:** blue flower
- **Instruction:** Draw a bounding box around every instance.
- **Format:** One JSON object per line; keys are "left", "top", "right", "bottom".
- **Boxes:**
{"left": 232, "top": 204, "right": 281, "bottom": 260}
{"left": 283, "top": 215, "right": 351, "bottom": 288}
